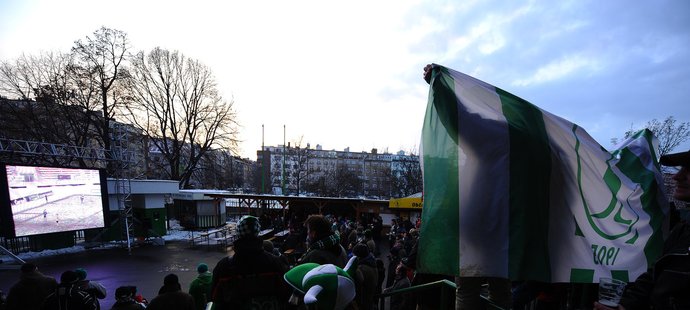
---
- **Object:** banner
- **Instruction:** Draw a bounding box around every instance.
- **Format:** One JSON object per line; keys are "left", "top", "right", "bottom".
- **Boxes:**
{"left": 418, "top": 64, "right": 668, "bottom": 283}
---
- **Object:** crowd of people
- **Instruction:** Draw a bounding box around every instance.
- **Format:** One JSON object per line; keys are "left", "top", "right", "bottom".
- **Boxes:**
{"left": 0, "top": 212, "right": 423, "bottom": 310}
{"left": 0, "top": 65, "right": 688, "bottom": 310}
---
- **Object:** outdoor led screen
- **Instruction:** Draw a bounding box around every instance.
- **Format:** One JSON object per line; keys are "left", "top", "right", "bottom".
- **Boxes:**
{"left": 0, "top": 164, "right": 109, "bottom": 238}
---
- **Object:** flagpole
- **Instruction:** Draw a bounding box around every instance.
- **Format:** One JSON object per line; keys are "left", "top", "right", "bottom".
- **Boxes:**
{"left": 282, "top": 124, "right": 286, "bottom": 195}
{"left": 261, "top": 124, "right": 265, "bottom": 194}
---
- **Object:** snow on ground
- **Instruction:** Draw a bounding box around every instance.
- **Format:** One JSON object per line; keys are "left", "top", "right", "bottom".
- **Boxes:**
{"left": 0, "top": 220, "right": 212, "bottom": 263}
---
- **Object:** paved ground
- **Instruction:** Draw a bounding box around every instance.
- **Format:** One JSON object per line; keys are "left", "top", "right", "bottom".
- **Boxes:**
{"left": 0, "top": 241, "right": 231, "bottom": 309}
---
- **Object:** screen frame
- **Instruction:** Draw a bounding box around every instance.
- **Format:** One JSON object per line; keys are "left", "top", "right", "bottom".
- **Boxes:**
{"left": 0, "top": 163, "right": 110, "bottom": 238}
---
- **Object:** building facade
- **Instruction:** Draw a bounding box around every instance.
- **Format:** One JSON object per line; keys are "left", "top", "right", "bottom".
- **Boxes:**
{"left": 257, "top": 145, "right": 421, "bottom": 199}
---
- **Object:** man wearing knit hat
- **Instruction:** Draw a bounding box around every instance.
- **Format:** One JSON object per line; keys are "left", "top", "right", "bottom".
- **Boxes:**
{"left": 211, "top": 215, "right": 288, "bottom": 309}
{"left": 74, "top": 268, "right": 106, "bottom": 310}
{"left": 595, "top": 149, "right": 690, "bottom": 310}
{"left": 189, "top": 263, "right": 212, "bottom": 310}
{"left": 147, "top": 273, "right": 195, "bottom": 310}
{"left": 41, "top": 270, "right": 97, "bottom": 310}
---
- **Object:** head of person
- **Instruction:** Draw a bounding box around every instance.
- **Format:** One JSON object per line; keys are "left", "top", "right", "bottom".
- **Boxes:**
{"left": 660, "top": 149, "right": 690, "bottom": 202}
{"left": 74, "top": 268, "right": 88, "bottom": 281}
{"left": 196, "top": 263, "right": 208, "bottom": 274}
{"left": 304, "top": 214, "right": 332, "bottom": 243}
{"left": 262, "top": 240, "right": 274, "bottom": 253}
{"left": 159, "top": 273, "right": 181, "bottom": 294}
{"left": 115, "top": 286, "right": 135, "bottom": 301}
{"left": 236, "top": 215, "right": 260, "bottom": 240}
{"left": 20, "top": 263, "right": 37, "bottom": 273}
{"left": 60, "top": 270, "right": 80, "bottom": 286}
{"left": 364, "top": 229, "right": 372, "bottom": 239}
{"left": 352, "top": 243, "right": 369, "bottom": 258}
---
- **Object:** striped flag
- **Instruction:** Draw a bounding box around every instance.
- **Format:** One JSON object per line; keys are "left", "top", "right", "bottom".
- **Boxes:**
{"left": 418, "top": 64, "right": 668, "bottom": 283}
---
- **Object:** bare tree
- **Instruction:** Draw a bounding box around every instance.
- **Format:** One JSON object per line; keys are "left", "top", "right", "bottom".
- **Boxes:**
{"left": 71, "top": 27, "right": 130, "bottom": 172}
{"left": 392, "top": 154, "right": 422, "bottom": 198}
{"left": 124, "top": 47, "right": 238, "bottom": 188}
{"left": 290, "top": 136, "right": 312, "bottom": 195}
{"left": 613, "top": 116, "right": 690, "bottom": 155}
{"left": 0, "top": 52, "right": 101, "bottom": 167}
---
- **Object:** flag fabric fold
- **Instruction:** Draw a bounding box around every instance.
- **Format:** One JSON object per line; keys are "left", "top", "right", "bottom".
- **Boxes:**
{"left": 418, "top": 64, "right": 668, "bottom": 283}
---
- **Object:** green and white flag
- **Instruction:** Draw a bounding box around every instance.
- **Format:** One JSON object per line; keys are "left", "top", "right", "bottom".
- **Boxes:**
{"left": 418, "top": 64, "right": 668, "bottom": 283}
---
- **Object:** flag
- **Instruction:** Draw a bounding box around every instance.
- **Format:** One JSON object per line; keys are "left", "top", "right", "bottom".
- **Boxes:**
{"left": 418, "top": 64, "right": 668, "bottom": 283}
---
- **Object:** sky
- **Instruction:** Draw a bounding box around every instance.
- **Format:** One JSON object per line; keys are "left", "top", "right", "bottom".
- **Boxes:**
{"left": 1, "top": 0, "right": 689, "bottom": 159}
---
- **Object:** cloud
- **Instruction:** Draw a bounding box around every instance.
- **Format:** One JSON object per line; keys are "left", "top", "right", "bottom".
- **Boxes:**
{"left": 511, "top": 54, "right": 600, "bottom": 86}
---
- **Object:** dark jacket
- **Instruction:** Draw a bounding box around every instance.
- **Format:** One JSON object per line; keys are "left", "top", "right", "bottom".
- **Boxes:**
{"left": 146, "top": 290, "right": 195, "bottom": 310}
{"left": 41, "top": 283, "right": 97, "bottom": 310}
{"left": 620, "top": 222, "right": 690, "bottom": 310}
{"left": 76, "top": 280, "right": 106, "bottom": 310}
{"left": 211, "top": 236, "right": 288, "bottom": 310}
{"left": 188, "top": 272, "right": 212, "bottom": 310}
{"left": 355, "top": 254, "right": 380, "bottom": 310}
{"left": 6, "top": 271, "right": 58, "bottom": 310}
{"left": 109, "top": 298, "right": 145, "bottom": 310}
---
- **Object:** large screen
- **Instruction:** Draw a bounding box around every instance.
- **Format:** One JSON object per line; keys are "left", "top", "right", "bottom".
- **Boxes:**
{"left": 0, "top": 164, "right": 109, "bottom": 237}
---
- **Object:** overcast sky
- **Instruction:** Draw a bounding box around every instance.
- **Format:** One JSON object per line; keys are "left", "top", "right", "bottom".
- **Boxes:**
{"left": 1, "top": 0, "right": 689, "bottom": 159}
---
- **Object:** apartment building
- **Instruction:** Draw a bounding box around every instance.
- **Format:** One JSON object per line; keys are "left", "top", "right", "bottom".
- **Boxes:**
{"left": 257, "top": 144, "right": 421, "bottom": 199}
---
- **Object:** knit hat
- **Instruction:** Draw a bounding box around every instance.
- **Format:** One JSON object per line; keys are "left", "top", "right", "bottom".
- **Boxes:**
{"left": 236, "top": 215, "right": 260, "bottom": 239}
{"left": 159, "top": 273, "right": 182, "bottom": 294}
{"left": 197, "top": 263, "right": 208, "bottom": 273}
{"left": 115, "top": 286, "right": 134, "bottom": 299}
{"left": 164, "top": 273, "right": 179, "bottom": 286}
{"left": 60, "top": 270, "right": 80, "bottom": 284}
{"left": 283, "top": 256, "right": 358, "bottom": 310}
{"left": 74, "top": 268, "right": 87, "bottom": 280}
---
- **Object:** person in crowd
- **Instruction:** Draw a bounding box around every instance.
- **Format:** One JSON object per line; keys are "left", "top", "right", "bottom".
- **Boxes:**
{"left": 41, "top": 270, "right": 97, "bottom": 310}
{"left": 299, "top": 214, "right": 348, "bottom": 267}
{"left": 384, "top": 263, "right": 412, "bottom": 310}
{"left": 363, "top": 229, "right": 378, "bottom": 257}
{"left": 188, "top": 263, "right": 212, "bottom": 310}
{"left": 211, "top": 215, "right": 289, "bottom": 309}
{"left": 110, "top": 286, "right": 146, "bottom": 310}
{"left": 348, "top": 224, "right": 364, "bottom": 251}
{"left": 5, "top": 262, "right": 58, "bottom": 310}
{"left": 74, "top": 268, "right": 107, "bottom": 310}
{"left": 386, "top": 240, "right": 407, "bottom": 288}
{"left": 372, "top": 214, "right": 383, "bottom": 243}
{"left": 147, "top": 273, "right": 195, "bottom": 310}
{"left": 594, "top": 149, "right": 690, "bottom": 309}
{"left": 352, "top": 243, "right": 379, "bottom": 310}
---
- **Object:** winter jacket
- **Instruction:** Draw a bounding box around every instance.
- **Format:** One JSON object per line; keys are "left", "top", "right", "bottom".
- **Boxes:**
{"left": 76, "top": 280, "right": 106, "bottom": 310}
{"left": 384, "top": 275, "right": 411, "bottom": 310}
{"left": 355, "top": 254, "right": 379, "bottom": 310}
{"left": 188, "top": 272, "right": 212, "bottom": 310}
{"left": 146, "top": 290, "right": 195, "bottom": 310}
{"left": 41, "top": 284, "right": 97, "bottom": 310}
{"left": 299, "top": 233, "right": 348, "bottom": 268}
{"left": 620, "top": 222, "right": 690, "bottom": 310}
{"left": 211, "top": 236, "right": 289, "bottom": 310}
{"left": 6, "top": 270, "right": 58, "bottom": 310}
{"left": 109, "top": 298, "right": 145, "bottom": 310}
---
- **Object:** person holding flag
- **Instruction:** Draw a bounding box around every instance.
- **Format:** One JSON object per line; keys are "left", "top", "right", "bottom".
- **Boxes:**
{"left": 595, "top": 150, "right": 690, "bottom": 309}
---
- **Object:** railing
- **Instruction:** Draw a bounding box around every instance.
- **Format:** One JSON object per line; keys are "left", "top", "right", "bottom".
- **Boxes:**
{"left": 377, "top": 279, "right": 507, "bottom": 310}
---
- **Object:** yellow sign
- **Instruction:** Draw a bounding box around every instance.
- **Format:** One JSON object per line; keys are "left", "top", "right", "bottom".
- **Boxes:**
{"left": 389, "top": 197, "right": 423, "bottom": 209}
